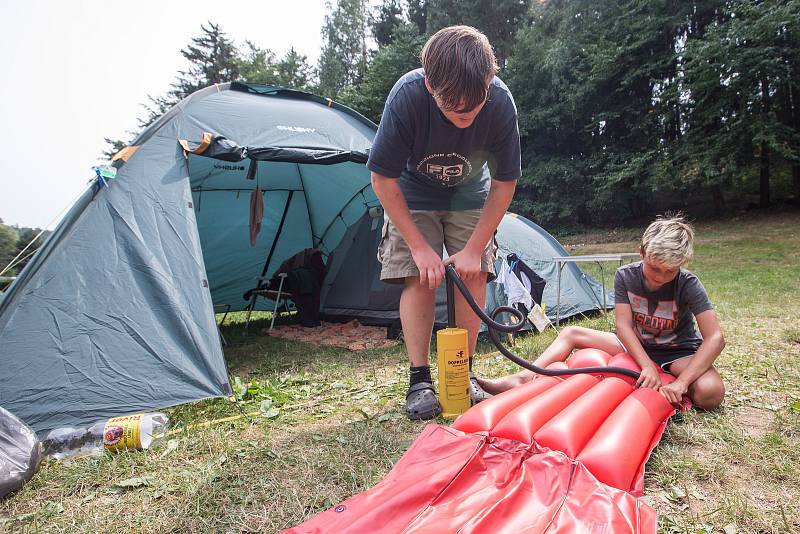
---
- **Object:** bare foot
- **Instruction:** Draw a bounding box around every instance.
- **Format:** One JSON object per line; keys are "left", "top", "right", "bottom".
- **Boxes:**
{"left": 476, "top": 372, "right": 534, "bottom": 395}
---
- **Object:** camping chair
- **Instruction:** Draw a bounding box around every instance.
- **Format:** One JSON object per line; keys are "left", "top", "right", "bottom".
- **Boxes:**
{"left": 244, "top": 273, "right": 295, "bottom": 330}
{"left": 249, "top": 248, "right": 328, "bottom": 330}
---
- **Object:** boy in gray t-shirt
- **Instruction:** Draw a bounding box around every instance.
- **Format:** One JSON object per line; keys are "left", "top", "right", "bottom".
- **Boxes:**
{"left": 478, "top": 215, "right": 726, "bottom": 410}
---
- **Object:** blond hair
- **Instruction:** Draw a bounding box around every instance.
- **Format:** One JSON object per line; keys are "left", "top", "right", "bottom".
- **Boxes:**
{"left": 420, "top": 25, "right": 498, "bottom": 113}
{"left": 640, "top": 214, "right": 695, "bottom": 267}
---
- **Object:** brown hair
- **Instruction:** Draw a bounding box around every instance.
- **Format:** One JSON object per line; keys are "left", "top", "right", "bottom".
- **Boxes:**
{"left": 420, "top": 25, "right": 498, "bottom": 113}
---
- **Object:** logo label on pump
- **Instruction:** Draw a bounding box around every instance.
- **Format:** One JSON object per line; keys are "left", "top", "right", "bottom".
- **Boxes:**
{"left": 443, "top": 348, "right": 469, "bottom": 401}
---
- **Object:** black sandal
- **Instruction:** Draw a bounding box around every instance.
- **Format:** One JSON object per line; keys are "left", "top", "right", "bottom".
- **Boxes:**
{"left": 469, "top": 372, "right": 493, "bottom": 405}
{"left": 405, "top": 382, "right": 442, "bottom": 420}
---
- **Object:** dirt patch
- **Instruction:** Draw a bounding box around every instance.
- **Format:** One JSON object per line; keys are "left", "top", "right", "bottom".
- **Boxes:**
{"left": 735, "top": 406, "right": 773, "bottom": 439}
{"left": 264, "top": 320, "right": 400, "bottom": 351}
{"left": 241, "top": 424, "right": 267, "bottom": 442}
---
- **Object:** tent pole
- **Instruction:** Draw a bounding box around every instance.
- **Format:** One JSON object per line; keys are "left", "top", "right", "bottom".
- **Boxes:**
{"left": 257, "top": 190, "right": 294, "bottom": 285}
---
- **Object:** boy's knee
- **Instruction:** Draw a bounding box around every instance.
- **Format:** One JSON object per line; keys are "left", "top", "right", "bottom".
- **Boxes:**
{"left": 690, "top": 375, "right": 725, "bottom": 410}
{"left": 560, "top": 326, "right": 580, "bottom": 340}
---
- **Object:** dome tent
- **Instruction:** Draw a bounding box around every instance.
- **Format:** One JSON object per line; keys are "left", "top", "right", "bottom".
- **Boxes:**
{"left": 321, "top": 211, "right": 611, "bottom": 328}
{"left": 0, "top": 83, "right": 608, "bottom": 434}
{"left": 0, "top": 83, "right": 378, "bottom": 433}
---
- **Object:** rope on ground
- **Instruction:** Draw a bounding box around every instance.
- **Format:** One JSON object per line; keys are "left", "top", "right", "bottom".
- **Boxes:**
{"left": 168, "top": 381, "right": 401, "bottom": 435}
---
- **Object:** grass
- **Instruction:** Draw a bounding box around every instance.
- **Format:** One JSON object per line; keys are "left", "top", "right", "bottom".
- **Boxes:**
{"left": 2, "top": 210, "right": 799, "bottom": 533}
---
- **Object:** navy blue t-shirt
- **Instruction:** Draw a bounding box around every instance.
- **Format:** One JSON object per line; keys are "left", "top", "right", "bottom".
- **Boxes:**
{"left": 367, "top": 68, "right": 521, "bottom": 211}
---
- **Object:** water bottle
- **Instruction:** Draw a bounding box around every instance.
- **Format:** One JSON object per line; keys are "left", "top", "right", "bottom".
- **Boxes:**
{"left": 42, "top": 412, "right": 169, "bottom": 460}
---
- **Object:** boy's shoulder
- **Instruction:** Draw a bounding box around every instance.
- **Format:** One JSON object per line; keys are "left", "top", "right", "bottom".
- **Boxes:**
{"left": 677, "top": 267, "right": 704, "bottom": 286}
{"left": 616, "top": 261, "right": 642, "bottom": 278}
{"left": 489, "top": 75, "right": 514, "bottom": 100}
{"left": 386, "top": 69, "right": 427, "bottom": 106}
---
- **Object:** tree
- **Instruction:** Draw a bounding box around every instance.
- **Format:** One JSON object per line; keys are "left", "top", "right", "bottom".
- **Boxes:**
{"left": 318, "top": 0, "right": 370, "bottom": 98}
{"left": 275, "top": 48, "right": 314, "bottom": 90}
{"left": 506, "top": 0, "right": 701, "bottom": 227}
{"left": 341, "top": 24, "right": 426, "bottom": 122}
{"left": 237, "top": 41, "right": 279, "bottom": 85}
{"left": 11, "top": 226, "right": 49, "bottom": 273}
{"left": 406, "top": 0, "right": 428, "bottom": 35}
{"left": 103, "top": 22, "right": 242, "bottom": 159}
{"left": 236, "top": 43, "right": 313, "bottom": 90}
{"left": 372, "top": 0, "right": 405, "bottom": 47}
{"left": 0, "top": 223, "right": 19, "bottom": 276}
{"left": 681, "top": 0, "right": 800, "bottom": 209}
{"left": 142, "top": 21, "right": 240, "bottom": 128}
{"left": 427, "top": 0, "right": 531, "bottom": 70}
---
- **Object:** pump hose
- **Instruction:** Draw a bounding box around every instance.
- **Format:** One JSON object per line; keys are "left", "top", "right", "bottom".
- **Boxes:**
{"left": 445, "top": 265, "right": 640, "bottom": 381}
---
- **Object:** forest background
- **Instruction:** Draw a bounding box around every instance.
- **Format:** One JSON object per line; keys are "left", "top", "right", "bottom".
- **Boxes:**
{"left": 2, "top": 0, "right": 799, "bottom": 278}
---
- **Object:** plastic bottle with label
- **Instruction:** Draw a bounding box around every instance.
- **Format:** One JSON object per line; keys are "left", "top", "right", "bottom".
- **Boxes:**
{"left": 42, "top": 412, "right": 169, "bottom": 460}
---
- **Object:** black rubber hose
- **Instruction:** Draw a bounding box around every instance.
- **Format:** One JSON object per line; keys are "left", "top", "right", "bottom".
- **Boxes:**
{"left": 445, "top": 265, "right": 640, "bottom": 381}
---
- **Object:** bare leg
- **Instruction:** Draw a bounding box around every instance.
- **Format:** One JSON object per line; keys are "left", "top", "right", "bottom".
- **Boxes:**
{"left": 400, "top": 277, "right": 437, "bottom": 368}
{"left": 667, "top": 358, "right": 725, "bottom": 410}
{"left": 478, "top": 326, "right": 623, "bottom": 394}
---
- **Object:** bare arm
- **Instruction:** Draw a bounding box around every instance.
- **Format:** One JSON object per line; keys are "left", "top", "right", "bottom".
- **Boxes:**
{"left": 445, "top": 179, "right": 516, "bottom": 280}
{"left": 615, "top": 303, "right": 662, "bottom": 389}
{"left": 371, "top": 172, "right": 445, "bottom": 289}
{"left": 660, "top": 310, "right": 725, "bottom": 401}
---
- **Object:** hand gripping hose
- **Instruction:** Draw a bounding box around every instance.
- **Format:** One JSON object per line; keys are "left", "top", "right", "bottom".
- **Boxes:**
{"left": 445, "top": 265, "right": 640, "bottom": 381}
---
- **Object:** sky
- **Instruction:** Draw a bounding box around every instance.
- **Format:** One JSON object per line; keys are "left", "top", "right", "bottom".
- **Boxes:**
{"left": 0, "top": 0, "right": 329, "bottom": 229}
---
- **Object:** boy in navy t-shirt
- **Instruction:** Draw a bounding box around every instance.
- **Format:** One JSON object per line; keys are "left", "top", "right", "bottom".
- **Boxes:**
{"left": 368, "top": 26, "right": 521, "bottom": 420}
{"left": 478, "top": 215, "right": 726, "bottom": 410}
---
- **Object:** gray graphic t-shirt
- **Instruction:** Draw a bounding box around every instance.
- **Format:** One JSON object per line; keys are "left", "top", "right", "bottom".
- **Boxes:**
{"left": 614, "top": 262, "right": 714, "bottom": 350}
{"left": 367, "top": 69, "right": 521, "bottom": 211}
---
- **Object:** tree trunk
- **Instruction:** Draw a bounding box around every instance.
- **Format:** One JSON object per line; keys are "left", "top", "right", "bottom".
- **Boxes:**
{"left": 792, "top": 84, "right": 800, "bottom": 203}
{"left": 760, "top": 144, "right": 770, "bottom": 208}
{"left": 710, "top": 184, "right": 726, "bottom": 214}
{"left": 759, "top": 78, "right": 771, "bottom": 209}
{"left": 794, "top": 165, "right": 800, "bottom": 204}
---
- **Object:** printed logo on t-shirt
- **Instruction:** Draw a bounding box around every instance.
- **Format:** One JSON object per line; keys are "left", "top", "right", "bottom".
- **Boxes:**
{"left": 416, "top": 152, "right": 473, "bottom": 187}
{"left": 627, "top": 291, "right": 677, "bottom": 345}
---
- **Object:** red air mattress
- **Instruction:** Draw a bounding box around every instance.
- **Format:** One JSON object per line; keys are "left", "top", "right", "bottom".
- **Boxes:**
{"left": 285, "top": 350, "right": 688, "bottom": 533}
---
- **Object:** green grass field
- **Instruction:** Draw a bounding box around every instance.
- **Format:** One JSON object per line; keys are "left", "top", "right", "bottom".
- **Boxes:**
{"left": 2, "top": 211, "right": 798, "bottom": 533}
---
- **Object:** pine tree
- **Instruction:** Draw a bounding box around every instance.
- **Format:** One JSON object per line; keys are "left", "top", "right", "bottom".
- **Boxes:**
{"left": 141, "top": 21, "right": 240, "bottom": 128}
{"left": 103, "top": 22, "right": 241, "bottom": 159}
{"left": 318, "top": 0, "right": 370, "bottom": 98}
{"left": 372, "top": 0, "right": 405, "bottom": 47}
{"left": 406, "top": 0, "right": 428, "bottom": 35}
{"left": 276, "top": 48, "right": 314, "bottom": 90}
{"left": 237, "top": 41, "right": 279, "bottom": 85}
{"left": 340, "top": 24, "right": 426, "bottom": 122}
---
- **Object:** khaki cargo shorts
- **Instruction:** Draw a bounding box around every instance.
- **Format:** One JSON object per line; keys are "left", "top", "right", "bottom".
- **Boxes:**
{"left": 377, "top": 209, "right": 497, "bottom": 283}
